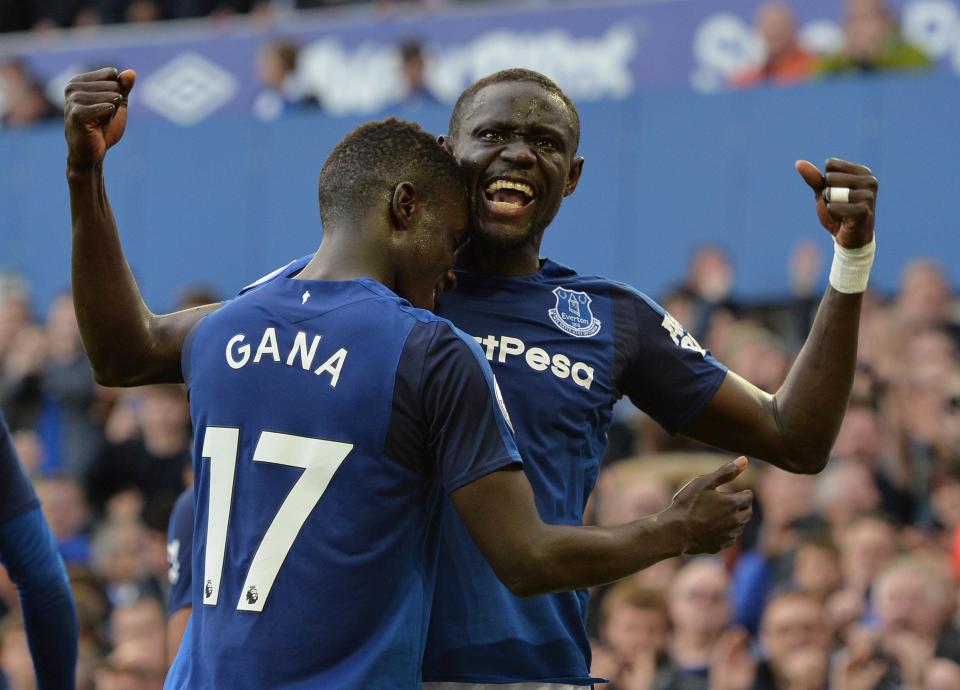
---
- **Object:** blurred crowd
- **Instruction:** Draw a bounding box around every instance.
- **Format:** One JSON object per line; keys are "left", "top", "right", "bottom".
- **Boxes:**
{"left": 0, "top": 32, "right": 436, "bottom": 129}
{"left": 0, "top": 0, "right": 938, "bottom": 130}
{"left": 1, "top": 238, "right": 958, "bottom": 689}
{"left": 587, "top": 245, "right": 960, "bottom": 690}
{"left": 0, "top": 0, "right": 459, "bottom": 35}
{"left": 0, "top": 281, "right": 216, "bottom": 689}
{"left": 729, "top": 0, "right": 930, "bottom": 88}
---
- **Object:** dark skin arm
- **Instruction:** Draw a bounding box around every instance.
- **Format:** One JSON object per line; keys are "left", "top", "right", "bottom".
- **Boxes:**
{"left": 685, "top": 158, "right": 877, "bottom": 474}
{"left": 65, "top": 67, "right": 220, "bottom": 387}
{"left": 167, "top": 606, "right": 191, "bottom": 667}
{"left": 451, "top": 458, "right": 753, "bottom": 597}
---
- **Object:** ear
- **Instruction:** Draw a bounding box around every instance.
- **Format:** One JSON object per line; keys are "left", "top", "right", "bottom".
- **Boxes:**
{"left": 564, "top": 156, "right": 584, "bottom": 198}
{"left": 437, "top": 134, "right": 454, "bottom": 154}
{"left": 390, "top": 181, "right": 417, "bottom": 231}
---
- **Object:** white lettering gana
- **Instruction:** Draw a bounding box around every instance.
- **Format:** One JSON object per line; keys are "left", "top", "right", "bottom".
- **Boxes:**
{"left": 225, "top": 329, "right": 348, "bottom": 388}
{"left": 226, "top": 335, "right": 251, "bottom": 369}
{"left": 286, "top": 332, "right": 322, "bottom": 371}
{"left": 254, "top": 328, "right": 281, "bottom": 363}
{"left": 473, "top": 335, "right": 594, "bottom": 390}
{"left": 314, "top": 348, "right": 348, "bottom": 388}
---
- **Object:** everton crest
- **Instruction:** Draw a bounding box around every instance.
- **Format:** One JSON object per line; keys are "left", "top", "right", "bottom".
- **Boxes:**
{"left": 548, "top": 287, "right": 601, "bottom": 337}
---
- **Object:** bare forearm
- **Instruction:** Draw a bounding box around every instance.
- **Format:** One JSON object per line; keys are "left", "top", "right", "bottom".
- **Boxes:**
{"left": 506, "top": 514, "right": 684, "bottom": 596}
{"left": 772, "top": 286, "right": 862, "bottom": 471}
{"left": 68, "top": 163, "right": 157, "bottom": 384}
{"left": 67, "top": 165, "right": 217, "bottom": 385}
{"left": 686, "top": 287, "right": 862, "bottom": 473}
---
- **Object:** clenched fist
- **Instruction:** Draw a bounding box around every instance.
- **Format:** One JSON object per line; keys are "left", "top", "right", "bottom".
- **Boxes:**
{"left": 795, "top": 158, "right": 878, "bottom": 250}
{"left": 64, "top": 67, "right": 137, "bottom": 170}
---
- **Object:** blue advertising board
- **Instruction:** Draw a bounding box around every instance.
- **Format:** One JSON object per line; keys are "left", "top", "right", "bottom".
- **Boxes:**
{"left": 1, "top": 0, "right": 958, "bottom": 125}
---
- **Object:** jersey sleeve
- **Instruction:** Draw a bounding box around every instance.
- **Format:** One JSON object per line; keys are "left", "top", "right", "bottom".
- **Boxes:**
{"left": 0, "top": 508, "right": 78, "bottom": 690}
{"left": 385, "top": 320, "right": 522, "bottom": 494}
{"left": 0, "top": 411, "right": 39, "bottom": 524}
{"left": 167, "top": 488, "right": 194, "bottom": 616}
{"left": 612, "top": 287, "right": 728, "bottom": 435}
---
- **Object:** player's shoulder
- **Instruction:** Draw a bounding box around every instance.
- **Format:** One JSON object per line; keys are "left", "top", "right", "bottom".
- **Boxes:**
{"left": 239, "top": 254, "right": 314, "bottom": 295}
{"left": 170, "top": 488, "right": 194, "bottom": 526}
{"left": 395, "top": 304, "right": 480, "bottom": 358}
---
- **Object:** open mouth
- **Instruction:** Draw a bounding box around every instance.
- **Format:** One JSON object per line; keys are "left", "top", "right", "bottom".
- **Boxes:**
{"left": 483, "top": 178, "right": 536, "bottom": 215}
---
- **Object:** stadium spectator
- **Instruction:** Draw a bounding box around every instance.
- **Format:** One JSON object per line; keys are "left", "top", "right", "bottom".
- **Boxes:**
{"left": 831, "top": 403, "right": 914, "bottom": 522}
{"left": 84, "top": 385, "right": 190, "bottom": 519}
{"left": 720, "top": 323, "right": 790, "bottom": 395}
{"left": 36, "top": 475, "right": 93, "bottom": 566}
{"left": 839, "top": 513, "right": 898, "bottom": 596}
{"left": 873, "top": 558, "right": 960, "bottom": 664}
{"left": 597, "top": 582, "right": 674, "bottom": 689}
{"left": 0, "top": 615, "right": 36, "bottom": 690}
{"left": 394, "top": 39, "right": 440, "bottom": 107}
{"left": 730, "top": 3, "right": 816, "bottom": 88}
{"left": 817, "top": 0, "right": 930, "bottom": 76}
{"left": 0, "top": 59, "right": 58, "bottom": 128}
{"left": 791, "top": 537, "right": 842, "bottom": 605}
{"left": 897, "top": 259, "right": 954, "bottom": 334}
{"left": 681, "top": 244, "right": 736, "bottom": 340}
{"left": 754, "top": 592, "right": 830, "bottom": 690}
{"left": 669, "top": 559, "right": 731, "bottom": 689}
{"left": 0, "top": 292, "right": 100, "bottom": 476}
{"left": 252, "top": 41, "right": 318, "bottom": 122}
{"left": 731, "top": 467, "right": 817, "bottom": 634}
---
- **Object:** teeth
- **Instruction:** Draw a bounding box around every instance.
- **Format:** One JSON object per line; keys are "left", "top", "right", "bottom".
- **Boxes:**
{"left": 485, "top": 179, "right": 534, "bottom": 198}
{"left": 490, "top": 200, "right": 523, "bottom": 209}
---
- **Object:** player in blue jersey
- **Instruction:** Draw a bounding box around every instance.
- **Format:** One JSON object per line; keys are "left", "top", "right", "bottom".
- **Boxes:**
{"left": 0, "top": 410, "right": 78, "bottom": 690}
{"left": 165, "top": 486, "right": 193, "bottom": 666}
{"left": 66, "top": 70, "right": 755, "bottom": 688}
{"left": 417, "top": 70, "right": 878, "bottom": 688}
{"left": 65, "top": 68, "right": 877, "bottom": 687}
{"left": 218, "top": 73, "right": 879, "bottom": 687}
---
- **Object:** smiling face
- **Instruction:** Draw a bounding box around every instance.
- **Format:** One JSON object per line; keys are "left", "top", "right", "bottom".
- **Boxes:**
{"left": 447, "top": 80, "right": 583, "bottom": 251}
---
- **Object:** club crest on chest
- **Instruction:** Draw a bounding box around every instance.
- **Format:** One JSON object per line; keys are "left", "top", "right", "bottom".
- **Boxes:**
{"left": 548, "top": 287, "right": 601, "bottom": 338}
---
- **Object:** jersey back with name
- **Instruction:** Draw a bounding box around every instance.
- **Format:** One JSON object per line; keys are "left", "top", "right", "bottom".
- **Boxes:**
{"left": 165, "top": 271, "right": 520, "bottom": 689}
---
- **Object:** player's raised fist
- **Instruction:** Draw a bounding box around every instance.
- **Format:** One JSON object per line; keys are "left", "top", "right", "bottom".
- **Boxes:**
{"left": 663, "top": 456, "right": 753, "bottom": 555}
{"left": 64, "top": 67, "right": 137, "bottom": 170}
{"left": 795, "top": 158, "right": 878, "bottom": 250}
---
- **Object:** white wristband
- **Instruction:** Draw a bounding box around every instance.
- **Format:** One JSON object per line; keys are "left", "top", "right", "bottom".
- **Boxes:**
{"left": 828, "top": 237, "right": 875, "bottom": 294}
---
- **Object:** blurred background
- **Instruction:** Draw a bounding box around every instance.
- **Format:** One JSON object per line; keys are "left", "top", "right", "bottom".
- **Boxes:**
{"left": 2, "top": 0, "right": 960, "bottom": 688}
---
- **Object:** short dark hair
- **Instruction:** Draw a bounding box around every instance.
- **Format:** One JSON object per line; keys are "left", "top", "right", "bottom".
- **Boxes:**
{"left": 318, "top": 117, "right": 465, "bottom": 229}
{"left": 600, "top": 582, "right": 669, "bottom": 626}
{"left": 448, "top": 69, "right": 581, "bottom": 153}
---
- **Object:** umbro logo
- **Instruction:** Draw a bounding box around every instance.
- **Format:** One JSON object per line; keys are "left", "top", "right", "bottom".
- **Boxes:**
{"left": 141, "top": 53, "right": 238, "bottom": 126}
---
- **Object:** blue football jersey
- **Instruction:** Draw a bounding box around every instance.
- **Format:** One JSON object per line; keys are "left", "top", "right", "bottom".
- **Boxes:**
{"left": 164, "top": 268, "right": 521, "bottom": 689}
{"left": 166, "top": 487, "right": 193, "bottom": 616}
{"left": 422, "top": 259, "right": 728, "bottom": 684}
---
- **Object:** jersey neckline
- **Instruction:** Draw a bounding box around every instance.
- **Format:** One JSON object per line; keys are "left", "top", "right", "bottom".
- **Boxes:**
{"left": 452, "top": 258, "right": 576, "bottom": 285}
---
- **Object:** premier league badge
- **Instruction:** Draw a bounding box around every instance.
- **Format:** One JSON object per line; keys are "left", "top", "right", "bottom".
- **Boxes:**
{"left": 548, "top": 287, "right": 601, "bottom": 337}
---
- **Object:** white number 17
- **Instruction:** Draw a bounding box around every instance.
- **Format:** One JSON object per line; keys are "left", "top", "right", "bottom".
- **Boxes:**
{"left": 200, "top": 427, "right": 353, "bottom": 613}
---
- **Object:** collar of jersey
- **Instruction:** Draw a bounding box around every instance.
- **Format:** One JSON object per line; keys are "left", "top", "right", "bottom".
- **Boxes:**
{"left": 272, "top": 271, "right": 411, "bottom": 307}
{"left": 452, "top": 257, "right": 576, "bottom": 286}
